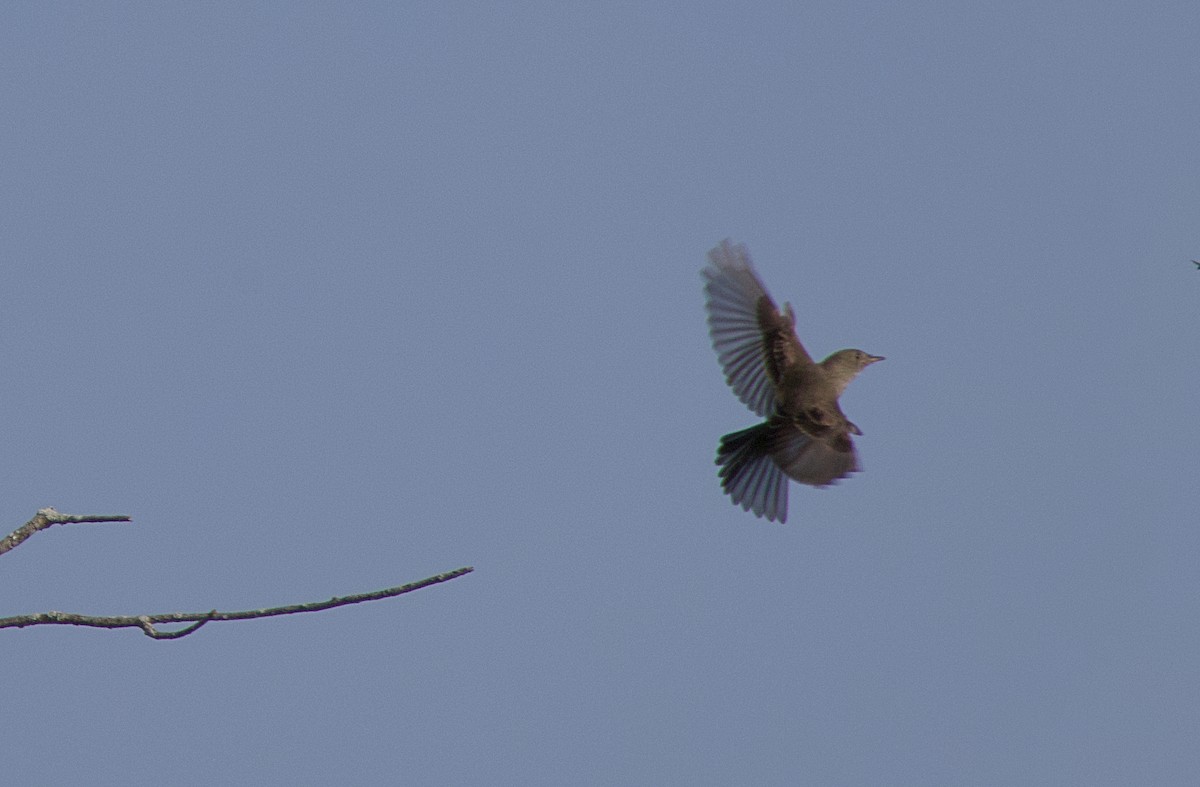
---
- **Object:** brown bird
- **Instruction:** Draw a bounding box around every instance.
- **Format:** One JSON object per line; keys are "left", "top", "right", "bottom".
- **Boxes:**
{"left": 702, "top": 240, "right": 883, "bottom": 523}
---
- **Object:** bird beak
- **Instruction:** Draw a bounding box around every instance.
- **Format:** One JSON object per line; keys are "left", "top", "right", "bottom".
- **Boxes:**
{"left": 867, "top": 354, "right": 885, "bottom": 364}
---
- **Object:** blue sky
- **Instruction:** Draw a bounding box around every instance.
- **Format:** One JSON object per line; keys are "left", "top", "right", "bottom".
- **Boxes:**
{"left": 2, "top": 3, "right": 1197, "bottom": 784}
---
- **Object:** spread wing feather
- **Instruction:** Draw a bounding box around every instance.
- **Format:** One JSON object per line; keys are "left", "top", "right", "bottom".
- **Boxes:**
{"left": 703, "top": 240, "right": 813, "bottom": 417}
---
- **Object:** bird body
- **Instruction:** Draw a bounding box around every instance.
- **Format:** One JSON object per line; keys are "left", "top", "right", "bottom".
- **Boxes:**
{"left": 703, "top": 240, "right": 883, "bottom": 523}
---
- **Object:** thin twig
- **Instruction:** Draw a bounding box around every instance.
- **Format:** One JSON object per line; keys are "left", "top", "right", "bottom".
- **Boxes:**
{"left": 0, "top": 567, "right": 474, "bottom": 639}
{"left": 0, "top": 508, "right": 131, "bottom": 557}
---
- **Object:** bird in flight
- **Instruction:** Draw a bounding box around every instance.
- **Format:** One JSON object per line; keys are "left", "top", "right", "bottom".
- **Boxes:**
{"left": 702, "top": 240, "right": 883, "bottom": 523}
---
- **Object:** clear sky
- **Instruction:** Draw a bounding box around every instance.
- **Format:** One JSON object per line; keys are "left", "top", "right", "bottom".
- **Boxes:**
{"left": 2, "top": 3, "right": 1197, "bottom": 785}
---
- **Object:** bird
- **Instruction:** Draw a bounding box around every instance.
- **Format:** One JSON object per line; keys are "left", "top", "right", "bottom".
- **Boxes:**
{"left": 702, "top": 239, "right": 884, "bottom": 523}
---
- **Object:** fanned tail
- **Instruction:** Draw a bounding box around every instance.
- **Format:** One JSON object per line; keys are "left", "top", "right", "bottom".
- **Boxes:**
{"left": 716, "top": 423, "right": 788, "bottom": 523}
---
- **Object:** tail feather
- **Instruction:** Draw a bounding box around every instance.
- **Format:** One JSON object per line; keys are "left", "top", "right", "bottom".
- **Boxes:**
{"left": 716, "top": 420, "right": 862, "bottom": 523}
{"left": 716, "top": 424, "right": 789, "bottom": 523}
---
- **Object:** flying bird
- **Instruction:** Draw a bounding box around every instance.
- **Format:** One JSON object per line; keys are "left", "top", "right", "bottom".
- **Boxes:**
{"left": 702, "top": 240, "right": 883, "bottom": 523}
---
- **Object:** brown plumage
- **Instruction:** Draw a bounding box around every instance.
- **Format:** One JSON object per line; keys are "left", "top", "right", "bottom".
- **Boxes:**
{"left": 703, "top": 239, "right": 883, "bottom": 523}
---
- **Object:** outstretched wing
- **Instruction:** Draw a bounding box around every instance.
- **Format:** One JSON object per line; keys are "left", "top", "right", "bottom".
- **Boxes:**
{"left": 768, "top": 420, "right": 860, "bottom": 487}
{"left": 703, "top": 239, "right": 813, "bottom": 416}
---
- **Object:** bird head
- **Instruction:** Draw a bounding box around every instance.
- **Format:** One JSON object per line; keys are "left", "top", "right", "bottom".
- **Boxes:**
{"left": 820, "top": 349, "right": 884, "bottom": 396}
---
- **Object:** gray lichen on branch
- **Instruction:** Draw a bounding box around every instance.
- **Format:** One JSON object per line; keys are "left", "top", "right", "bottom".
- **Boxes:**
{"left": 0, "top": 507, "right": 131, "bottom": 557}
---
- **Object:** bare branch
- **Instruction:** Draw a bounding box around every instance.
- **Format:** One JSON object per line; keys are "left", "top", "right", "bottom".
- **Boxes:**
{"left": 0, "top": 507, "right": 131, "bottom": 557}
{"left": 0, "top": 567, "right": 474, "bottom": 639}
{"left": 2, "top": 508, "right": 472, "bottom": 639}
